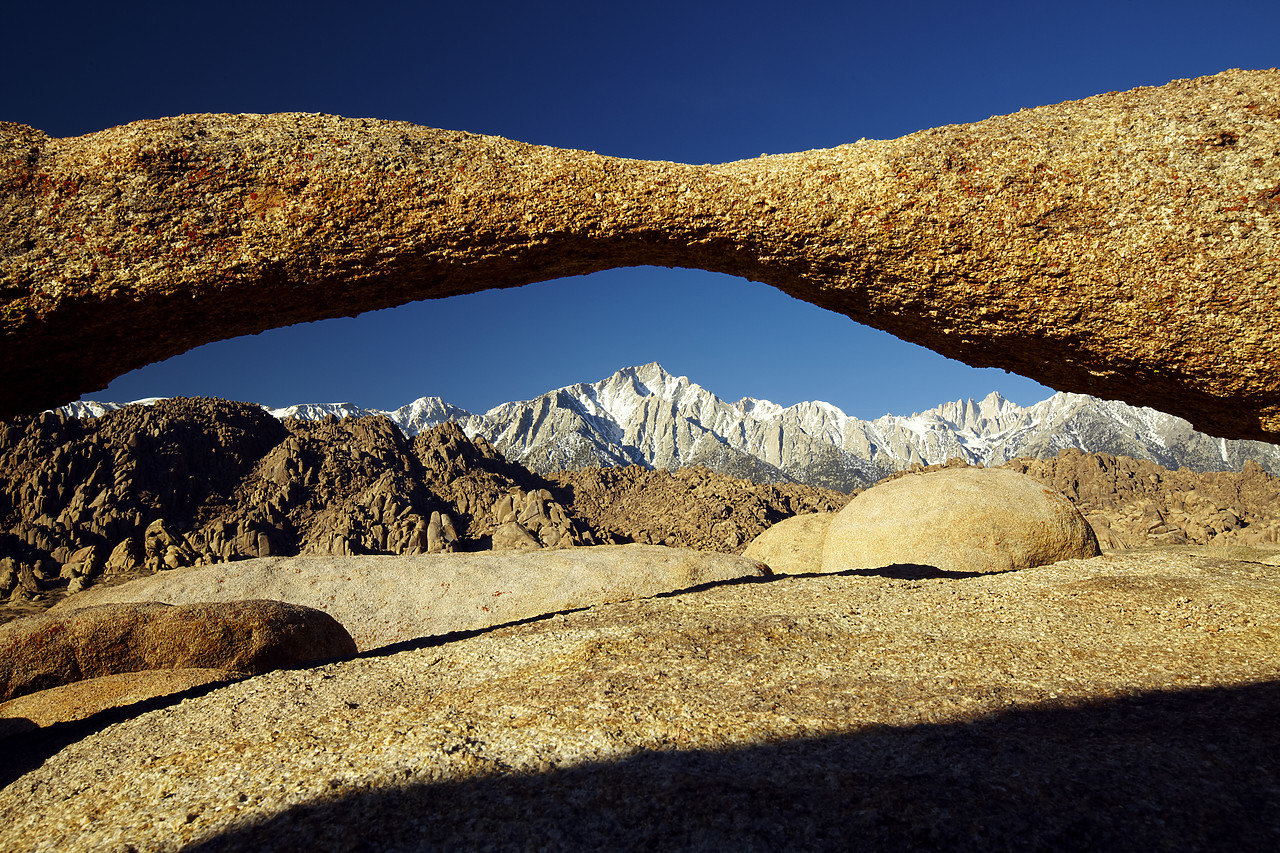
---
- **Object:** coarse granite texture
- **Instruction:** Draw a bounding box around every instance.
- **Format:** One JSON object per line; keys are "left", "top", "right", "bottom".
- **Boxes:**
{"left": 2, "top": 546, "right": 1278, "bottom": 850}
{"left": 3, "top": 69, "right": 1279, "bottom": 439}
{"left": 49, "top": 546, "right": 772, "bottom": 651}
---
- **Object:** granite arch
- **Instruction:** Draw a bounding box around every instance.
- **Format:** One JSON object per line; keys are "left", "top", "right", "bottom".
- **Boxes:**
{"left": 2, "top": 69, "right": 1278, "bottom": 439}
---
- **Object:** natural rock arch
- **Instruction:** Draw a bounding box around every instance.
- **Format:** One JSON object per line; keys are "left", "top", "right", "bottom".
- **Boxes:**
{"left": 2, "top": 69, "right": 1278, "bottom": 439}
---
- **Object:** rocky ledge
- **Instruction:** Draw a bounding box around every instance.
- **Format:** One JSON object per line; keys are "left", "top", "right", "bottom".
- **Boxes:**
{"left": 3, "top": 70, "right": 1279, "bottom": 439}
{"left": 1, "top": 544, "right": 1277, "bottom": 850}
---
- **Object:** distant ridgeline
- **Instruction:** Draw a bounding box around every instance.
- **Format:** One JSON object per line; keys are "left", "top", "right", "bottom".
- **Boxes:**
{"left": 65, "top": 364, "right": 1280, "bottom": 493}
{"left": 4, "top": 379, "right": 1280, "bottom": 604}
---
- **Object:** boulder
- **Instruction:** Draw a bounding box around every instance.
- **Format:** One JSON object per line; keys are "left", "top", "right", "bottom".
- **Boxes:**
{"left": 820, "top": 468, "right": 1100, "bottom": 574}
{"left": 51, "top": 546, "right": 772, "bottom": 651}
{"left": 0, "top": 600, "right": 357, "bottom": 702}
{"left": 743, "top": 512, "right": 837, "bottom": 575}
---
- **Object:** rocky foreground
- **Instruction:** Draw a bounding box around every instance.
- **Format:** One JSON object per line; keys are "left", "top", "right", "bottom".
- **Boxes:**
{"left": 1, "top": 543, "right": 1278, "bottom": 851}
{"left": 0, "top": 398, "right": 846, "bottom": 614}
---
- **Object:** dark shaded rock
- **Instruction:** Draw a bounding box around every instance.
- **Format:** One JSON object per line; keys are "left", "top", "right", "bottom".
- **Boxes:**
{"left": 0, "top": 600, "right": 356, "bottom": 702}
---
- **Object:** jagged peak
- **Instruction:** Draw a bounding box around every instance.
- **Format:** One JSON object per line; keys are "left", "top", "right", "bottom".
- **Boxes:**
{"left": 734, "top": 397, "right": 783, "bottom": 419}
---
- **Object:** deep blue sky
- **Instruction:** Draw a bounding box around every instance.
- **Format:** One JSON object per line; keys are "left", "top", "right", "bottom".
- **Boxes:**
{"left": 6, "top": 1, "right": 1278, "bottom": 417}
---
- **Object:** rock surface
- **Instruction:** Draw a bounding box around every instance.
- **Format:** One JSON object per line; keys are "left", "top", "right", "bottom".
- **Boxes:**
{"left": 4, "top": 70, "right": 1280, "bottom": 439}
{"left": 2, "top": 546, "right": 1278, "bottom": 850}
{"left": 821, "top": 468, "right": 1100, "bottom": 574}
{"left": 550, "top": 464, "right": 847, "bottom": 552}
{"left": 1002, "top": 449, "right": 1280, "bottom": 548}
{"left": 742, "top": 511, "right": 837, "bottom": 575}
{"left": 0, "top": 667, "right": 239, "bottom": 729}
{"left": 0, "top": 600, "right": 355, "bottom": 701}
{"left": 50, "top": 547, "right": 771, "bottom": 651}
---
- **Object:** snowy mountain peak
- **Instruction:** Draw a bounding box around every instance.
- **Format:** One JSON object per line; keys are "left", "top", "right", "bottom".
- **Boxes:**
{"left": 391, "top": 397, "right": 474, "bottom": 433}
{"left": 269, "top": 402, "right": 377, "bottom": 421}
{"left": 735, "top": 397, "right": 784, "bottom": 420}
{"left": 60, "top": 366, "right": 1280, "bottom": 490}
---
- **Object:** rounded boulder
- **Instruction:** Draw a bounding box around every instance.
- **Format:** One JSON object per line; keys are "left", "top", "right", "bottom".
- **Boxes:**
{"left": 744, "top": 512, "right": 837, "bottom": 575}
{"left": 820, "top": 468, "right": 1100, "bottom": 575}
{"left": 0, "top": 600, "right": 357, "bottom": 703}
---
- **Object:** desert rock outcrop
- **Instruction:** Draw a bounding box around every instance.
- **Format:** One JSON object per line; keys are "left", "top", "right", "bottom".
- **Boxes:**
{"left": 0, "top": 600, "right": 356, "bottom": 702}
{"left": 550, "top": 464, "right": 848, "bottom": 551}
{"left": 742, "top": 511, "right": 837, "bottom": 575}
{"left": 0, "top": 668, "right": 239, "bottom": 729}
{"left": 821, "top": 468, "right": 1100, "bottom": 574}
{"left": 1004, "top": 449, "right": 1280, "bottom": 548}
{"left": 3, "top": 70, "right": 1280, "bottom": 439}
{"left": 3, "top": 547, "right": 1278, "bottom": 849}
{"left": 0, "top": 401, "right": 621, "bottom": 604}
{"left": 50, "top": 547, "right": 771, "bottom": 651}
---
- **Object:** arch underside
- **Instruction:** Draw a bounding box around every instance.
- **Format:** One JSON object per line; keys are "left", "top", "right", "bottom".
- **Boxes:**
{"left": 1, "top": 69, "right": 1277, "bottom": 440}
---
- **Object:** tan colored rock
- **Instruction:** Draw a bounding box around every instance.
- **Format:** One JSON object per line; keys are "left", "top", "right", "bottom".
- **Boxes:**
{"left": 821, "top": 468, "right": 1100, "bottom": 574}
{"left": 1005, "top": 451, "right": 1280, "bottom": 548}
{"left": 3, "top": 547, "right": 1279, "bottom": 850}
{"left": 550, "top": 465, "right": 848, "bottom": 553}
{"left": 0, "top": 600, "right": 357, "bottom": 702}
{"left": 60, "top": 544, "right": 100, "bottom": 579}
{"left": 743, "top": 512, "right": 837, "bottom": 574}
{"left": 4, "top": 70, "right": 1280, "bottom": 439}
{"left": 0, "top": 668, "right": 239, "bottom": 729}
{"left": 51, "top": 547, "right": 771, "bottom": 651}
{"left": 491, "top": 521, "right": 541, "bottom": 551}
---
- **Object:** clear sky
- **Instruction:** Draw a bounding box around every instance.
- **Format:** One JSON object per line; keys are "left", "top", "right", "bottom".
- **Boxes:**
{"left": 5, "top": 1, "right": 1278, "bottom": 418}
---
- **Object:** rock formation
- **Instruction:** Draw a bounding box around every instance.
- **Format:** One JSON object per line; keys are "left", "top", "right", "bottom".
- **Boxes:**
{"left": 3, "top": 70, "right": 1280, "bottom": 439}
{"left": 871, "top": 453, "right": 1280, "bottom": 549}
{"left": 4, "top": 548, "right": 1279, "bottom": 849}
{"left": 549, "top": 464, "right": 848, "bottom": 552}
{"left": 1002, "top": 449, "right": 1280, "bottom": 548}
{"left": 0, "top": 402, "right": 589, "bottom": 602}
{"left": 742, "top": 511, "right": 837, "bottom": 575}
{"left": 820, "top": 468, "right": 1101, "bottom": 574}
{"left": 6, "top": 394, "right": 1280, "bottom": 619}
{"left": 0, "top": 398, "right": 846, "bottom": 611}
{"left": 0, "top": 668, "right": 239, "bottom": 730}
{"left": 50, "top": 547, "right": 771, "bottom": 652}
{"left": 0, "top": 600, "right": 356, "bottom": 702}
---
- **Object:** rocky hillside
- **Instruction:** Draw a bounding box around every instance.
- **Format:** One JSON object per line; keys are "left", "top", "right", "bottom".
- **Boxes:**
{"left": 882, "top": 452, "right": 1280, "bottom": 550}
{"left": 1001, "top": 450, "right": 1280, "bottom": 549}
{"left": 4, "top": 396, "right": 1279, "bottom": 613}
{"left": 548, "top": 466, "right": 848, "bottom": 553}
{"left": 0, "top": 399, "right": 846, "bottom": 609}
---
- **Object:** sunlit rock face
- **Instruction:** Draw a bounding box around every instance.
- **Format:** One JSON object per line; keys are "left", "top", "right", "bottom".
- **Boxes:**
{"left": 2, "top": 69, "right": 1278, "bottom": 439}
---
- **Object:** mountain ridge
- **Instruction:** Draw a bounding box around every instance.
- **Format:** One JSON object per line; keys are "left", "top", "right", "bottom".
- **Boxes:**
{"left": 66, "top": 364, "right": 1280, "bottom": 490}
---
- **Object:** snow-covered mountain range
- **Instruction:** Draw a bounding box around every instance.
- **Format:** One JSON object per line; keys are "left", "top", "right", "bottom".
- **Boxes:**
{"left": 65, "top": 363, "right": 1280, "bottom": 491}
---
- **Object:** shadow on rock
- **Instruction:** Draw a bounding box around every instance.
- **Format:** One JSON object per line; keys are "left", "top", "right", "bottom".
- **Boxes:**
{"left": 790, "top": 563, "right": 1005, "bottom": 581}
{"left": 185, "top": 681, "right": 1280, "bottom": 852}
{"left": 0, "top": 677, "right": 244, "bottom": 788}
